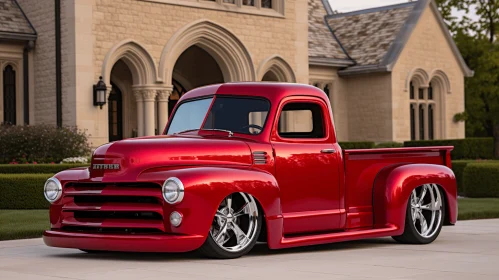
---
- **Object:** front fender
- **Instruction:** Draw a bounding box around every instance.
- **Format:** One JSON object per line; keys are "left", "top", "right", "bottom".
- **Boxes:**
{"left": 373, "top": 164, "right": 457, "bottom": 235}
{"left": 138, "top": 166, "right": 282, "bottom": 247}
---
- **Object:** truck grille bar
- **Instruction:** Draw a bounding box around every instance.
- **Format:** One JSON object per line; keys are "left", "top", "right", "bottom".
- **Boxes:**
{"left": 60, "top": 182, "right": 164, "bottom": 234}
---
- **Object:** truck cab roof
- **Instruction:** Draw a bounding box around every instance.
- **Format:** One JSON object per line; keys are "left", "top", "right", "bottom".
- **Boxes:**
{"left": 178, "top": 82, "right": 330, "bottom": 105}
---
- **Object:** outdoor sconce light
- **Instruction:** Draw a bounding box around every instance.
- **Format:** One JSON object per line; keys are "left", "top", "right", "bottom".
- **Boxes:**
{"left": 93, "top": 76, "right": 107, "bottom": 109}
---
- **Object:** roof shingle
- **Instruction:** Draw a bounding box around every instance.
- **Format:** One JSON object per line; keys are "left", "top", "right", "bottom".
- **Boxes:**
{"left": 0, "top": 0, "right": 35, "bottom": 36}
{"left": 308, "top": 0, "right": 349, "bottom": 61}
{"left": 326, "top": 2, "right": 416, "bottom": 66}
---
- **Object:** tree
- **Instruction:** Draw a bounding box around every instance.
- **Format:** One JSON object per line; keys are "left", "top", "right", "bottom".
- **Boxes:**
{"left": 435, "top": 0, "right": 498, "bottom": 42}
{"left": 434, "top": 0, "right": 499, "bottom": 157}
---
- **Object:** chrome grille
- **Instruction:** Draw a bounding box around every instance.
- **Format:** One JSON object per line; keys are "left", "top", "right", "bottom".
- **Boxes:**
{"left": 60, "top": 182, "right": 165, "bottom": 234}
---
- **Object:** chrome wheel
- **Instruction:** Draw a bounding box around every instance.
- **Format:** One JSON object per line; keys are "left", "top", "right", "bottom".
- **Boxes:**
{"left": 410, "top": 184, "right": 443, "bottom": 238}
{"left": 210, "top": 193, "right": 259, "bottom": 253}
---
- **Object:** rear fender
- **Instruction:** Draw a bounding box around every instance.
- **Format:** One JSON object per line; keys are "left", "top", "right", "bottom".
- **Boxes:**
{"left": 373, "top": 164, "right": 457, "bottom": 235}
{"left": 138, "top": 166, "right": 283, "bottom": 248}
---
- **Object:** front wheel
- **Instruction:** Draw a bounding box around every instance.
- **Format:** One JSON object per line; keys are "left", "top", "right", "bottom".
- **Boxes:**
{"left": 393, "top": 183, "right": 445, "bottom": 244}
{"left": 199, "top": 192, "right": 261, "bottom": 259}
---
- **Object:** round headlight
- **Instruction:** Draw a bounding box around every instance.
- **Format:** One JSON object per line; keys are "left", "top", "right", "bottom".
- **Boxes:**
{"left": 162, "top": 177, "right": 184, "bottom": 204}
{"left": 44, "top": 177, "right": 62, "bottom": 203}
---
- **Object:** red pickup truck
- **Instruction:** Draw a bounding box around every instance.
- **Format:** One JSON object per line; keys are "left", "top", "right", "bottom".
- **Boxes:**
{"left": 43, "top": 83, "right": 457, "bottom": 259}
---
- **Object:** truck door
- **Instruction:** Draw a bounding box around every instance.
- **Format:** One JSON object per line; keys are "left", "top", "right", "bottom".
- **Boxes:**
{"left": 271, "top": 96, "right": 342, "bottom": 235}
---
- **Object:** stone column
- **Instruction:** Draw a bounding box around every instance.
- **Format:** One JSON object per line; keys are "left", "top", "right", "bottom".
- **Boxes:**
{"left": 133, "top": 89, "right": 144, "bottom": 137}
{"left": 142, "top": 89, "right": 157, "bottom": 136}
{"left": 157, "top": 89, "right": 171, "bottom": 133}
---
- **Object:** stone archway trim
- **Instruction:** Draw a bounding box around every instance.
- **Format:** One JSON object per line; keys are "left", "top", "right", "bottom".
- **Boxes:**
{"left": 405, "top": 68, "right": 429, "bottom": 91}
{"left": 101, "top": 39, "right": 158, "bottom": 86}
{"left": 429, "top": 69, "right": 452, "bottom": 94}
{"left": 257, "top": 55, "right": 296, "bottom": 83}
{"left": 159, "top": 19, "right": 256, "bottom": 84}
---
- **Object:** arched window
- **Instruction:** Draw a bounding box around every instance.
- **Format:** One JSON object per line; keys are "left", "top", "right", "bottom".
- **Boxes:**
{"left": 410, "top": 104, "right": 416, "bottom": 140}
{"left": 3, "top": 65, "right": 16, "bottom": 125}
{"left": 409, "top": 81, "right": 437, "bottom": 140}
{"left": 428, "top": 104, "right": 434, "bottom": 140}
{"left": 428, "top": 82, "right": 433, "bottom": 100}
{"left": 323, "top": 84, "right": 330, "bottom": 98}
{"left": 419, "top": 104, "right": 425, "bottom": 140}
{"left": 410, "top": 81, "right": 415, "bottom": 100}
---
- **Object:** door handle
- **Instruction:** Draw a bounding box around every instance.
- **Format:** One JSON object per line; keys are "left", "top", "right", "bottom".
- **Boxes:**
{"left": 321, "top": 149, "right": 336, "bottom": 154}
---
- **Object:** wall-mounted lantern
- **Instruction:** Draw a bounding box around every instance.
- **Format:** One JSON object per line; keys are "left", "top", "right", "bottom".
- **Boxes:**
{"left": 93, "top": 76, "right": 107, "bottom": 109}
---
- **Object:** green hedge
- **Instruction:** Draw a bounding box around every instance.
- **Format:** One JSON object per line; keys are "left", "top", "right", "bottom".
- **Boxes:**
{"left": 463, "top": 162, "right": 499, "bottom": 198}
{"left": 339, "top": 142, "right": 375, "bottom": 149}
{"left": 451, "top": 160, "right": 474, "bottom": 195}
{"left": 375, "top": 142, "right": 404, "bottom": 148}
{"left": 0, "top": 164, "right": 88, "bottom": 174}
{"left": 404, "top": 138, "right": 494, "bottom": 160}
{"left": 0, "top": 124, "right": 91, "bottom": 164}
{"left": 0, "top": 174, "right": 52, "bottom": 209}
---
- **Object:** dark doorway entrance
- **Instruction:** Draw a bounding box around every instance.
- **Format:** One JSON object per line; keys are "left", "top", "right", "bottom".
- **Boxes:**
{"left": 108, "top": 83, "right": 123, "bottom": 142}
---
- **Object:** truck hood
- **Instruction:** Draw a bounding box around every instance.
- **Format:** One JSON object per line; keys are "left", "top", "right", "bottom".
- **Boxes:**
{"left": 89, "top": 135, "right": 252, "bottom": 180}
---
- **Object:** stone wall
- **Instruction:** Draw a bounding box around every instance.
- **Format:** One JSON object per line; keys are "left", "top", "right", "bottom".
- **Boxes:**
{"left": 17, "top": 0, "right": 56, "bottom": 125}
{"left": 309, "top": 65, "right": 349, "bottom": 141}
{"left": 345, "top": 73, "right": 393, "bottom": 142}
{"left": 74, "top": 0, "right": 307, "bottom": 146}
{"left": 392, "top": 4, "right": 466, "bottom": 141}
{"left": 91, "top": 0, "right": 307, "bottom": 83}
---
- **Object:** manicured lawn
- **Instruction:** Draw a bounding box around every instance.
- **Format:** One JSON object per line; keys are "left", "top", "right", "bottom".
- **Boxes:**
{"left": 458, "top": 198, "right": 499, "bottom": 221}
{"left": 0, "top": 210, "right": 49, "bottom": 241}
{"left": 1, "top": 199, "right": 499, "bottom": 241}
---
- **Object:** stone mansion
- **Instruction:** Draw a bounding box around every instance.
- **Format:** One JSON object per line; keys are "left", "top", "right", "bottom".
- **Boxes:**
{"left": 0, "top": 0, "right": 472, "bottom": 146}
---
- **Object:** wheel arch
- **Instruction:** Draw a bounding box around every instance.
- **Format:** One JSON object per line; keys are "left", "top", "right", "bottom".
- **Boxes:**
{"left": 372, "top": 163, "right": 457, "bottom": 235}
{"left": 138, "top": 166, "right": 283, "bottom": 246}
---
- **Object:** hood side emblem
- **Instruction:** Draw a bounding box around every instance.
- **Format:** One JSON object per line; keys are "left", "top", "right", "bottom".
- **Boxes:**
{"left": 92, "top": 164, "right": 121, "bottom": 170}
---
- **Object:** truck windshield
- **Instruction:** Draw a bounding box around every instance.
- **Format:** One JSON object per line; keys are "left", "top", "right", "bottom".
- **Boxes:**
{"left": 166, "top": 96, "right": 271, "bottom": 136}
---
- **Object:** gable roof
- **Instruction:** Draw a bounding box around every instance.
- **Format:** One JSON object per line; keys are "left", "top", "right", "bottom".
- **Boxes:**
{"left": 0, "top": 0, "right": 36, "bottom": 41}
{"left": 326, "top": 2, "right": 416, "bottom": 67}
{"left": 308, "top": 0, "right": 353, "bottom": 67}
{"left": 308, "top": 0, "right": 473, "bottom": 77}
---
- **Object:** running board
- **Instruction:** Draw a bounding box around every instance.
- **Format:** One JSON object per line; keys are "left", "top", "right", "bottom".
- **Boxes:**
{"left": 276, "top": 225, "right": 399, "bottom": 249}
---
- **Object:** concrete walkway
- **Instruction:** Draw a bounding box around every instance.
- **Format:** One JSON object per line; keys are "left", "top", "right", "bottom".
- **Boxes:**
{"left": 1, "top": 219, "right": 499, "bottom": 280}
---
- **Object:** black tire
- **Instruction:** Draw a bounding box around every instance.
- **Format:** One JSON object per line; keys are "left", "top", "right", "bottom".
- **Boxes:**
{"left": 199, "top": 193, "right": 262, "bottom": 259}
{"left": 393, "top": 185, "right": 445, "bottom": 244}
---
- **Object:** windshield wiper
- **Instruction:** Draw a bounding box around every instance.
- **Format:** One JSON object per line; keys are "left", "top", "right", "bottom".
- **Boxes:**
{"left": 174, "top": 128, "right": 201, "bottom": 135}
{"left": 202, "top": 129, "right": 234, "bottom": 137}
{"left": 174, "top": 128, "right": 233, "bottom": 137}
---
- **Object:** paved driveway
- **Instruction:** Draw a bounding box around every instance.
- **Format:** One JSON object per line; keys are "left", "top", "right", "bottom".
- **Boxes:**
{"left": 1, "top": 219, "right": 499, "bottom": 280}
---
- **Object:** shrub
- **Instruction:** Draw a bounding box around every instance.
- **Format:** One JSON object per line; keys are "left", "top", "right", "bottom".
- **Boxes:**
{"left": 463, "top": 162, "right": 499, "bottom": 198}
{"left": 451, "top": 160, "right": 474, "bottom": 195}
{"left": 375, "top": 142, "right": 404, "bottom": 148}
{"left": 339, "top": 142, "right": 376, "bottom": 149}
{"left": 404, "top": 138, "right": 494, "bottom": 160}
{"left": 0, "top": 164, "right": 88, "bottom": 174}
{"left": 0, "top": 174, "right": 52, "bottom": 209}
{"left": 0, "top": 124, "right": 91, "bottom": 164}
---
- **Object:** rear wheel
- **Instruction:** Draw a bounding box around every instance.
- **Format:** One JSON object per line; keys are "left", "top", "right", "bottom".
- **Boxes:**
{"left": 393, "top": 183, "right": 445, "bottom": 244}
{"left": 199, "top": 192, "right": 261, "bottom": 259}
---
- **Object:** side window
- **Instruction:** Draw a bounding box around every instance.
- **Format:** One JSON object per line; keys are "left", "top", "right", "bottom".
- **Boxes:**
{"left": 278, "top": 102, "right": 325, "bottom": 139}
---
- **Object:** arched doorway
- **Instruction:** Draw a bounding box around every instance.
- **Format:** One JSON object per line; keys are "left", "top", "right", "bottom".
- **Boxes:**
{"left": 258, "top": 55, "right": 296, "bottom": 83}
{"left": 262, "top": 71, "right": 279, "bottom": 82}
{"left": 169, "top": 45, "right": 224, "bottom": 115}
{"left": 108, "top": 83, "right": 123, "bottom": 142}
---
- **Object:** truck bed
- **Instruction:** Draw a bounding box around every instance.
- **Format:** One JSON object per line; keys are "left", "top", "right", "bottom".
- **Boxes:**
{"left": 342, "top": 146, "right": 453, "bottom": 229}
